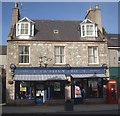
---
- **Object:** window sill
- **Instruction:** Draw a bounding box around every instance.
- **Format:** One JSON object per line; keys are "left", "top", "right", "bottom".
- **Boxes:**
{"left": 54, "top": 63, "right": 66, "bottom": 66}
{"left": 18, "top": 63, "right": 31, "bottom": 66}
{"left": 88, "top": 63, "right": 99, "bottom": 66}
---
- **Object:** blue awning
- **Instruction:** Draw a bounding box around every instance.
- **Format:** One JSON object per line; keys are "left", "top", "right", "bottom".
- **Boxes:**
{"left": 14, "top": 74, "right": 67, "bottom": 81}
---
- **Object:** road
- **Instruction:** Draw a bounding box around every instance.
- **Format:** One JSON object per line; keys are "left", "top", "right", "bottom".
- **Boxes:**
{"left": 1, "top": 110, "right": 119, "bottom": 116}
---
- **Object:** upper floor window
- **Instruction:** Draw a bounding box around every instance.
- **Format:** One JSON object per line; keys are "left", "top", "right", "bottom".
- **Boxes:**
{"left": 55, "top": 46, "right": 65, "bottom": 64}
{"left": 16, "top": 17, "right": 35, "bottom": 39}
{"left": 19, "top": 46, "right": 30, "bottom": 64}
{"left": 21, "top": 23, "right": 29, "bottom": 34}
{"left": 118, "top": 49, "right": 120, "bottom": 62}
{"left": 88, "top": 46, "right": 98, "bottom": 64}
{"left": 80, "top": 19, "right": 98, "bottom": 38}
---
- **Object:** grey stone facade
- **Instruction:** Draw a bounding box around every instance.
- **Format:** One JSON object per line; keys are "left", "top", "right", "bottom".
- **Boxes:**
{"left": 6, "top": 40, "right": 109, "bottom": 104}
{"left": 108, "top": 49, "right": 120, "bottom": 67}
{"left": 6, "top": 3, "right": 109, "bottom": 104}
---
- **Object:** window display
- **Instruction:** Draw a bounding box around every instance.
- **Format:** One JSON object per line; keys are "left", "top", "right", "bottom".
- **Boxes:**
{"left": 54, "top": 82, "right": 61, "bottom": 91}
{"left": 73, "top": 78, "right": 103, "bottom": 98}
{"left": 15, "top": 81, "right": 35, "bottom": 100}
{"left": 75, "top": 85, "right": 82, "bottom": 98}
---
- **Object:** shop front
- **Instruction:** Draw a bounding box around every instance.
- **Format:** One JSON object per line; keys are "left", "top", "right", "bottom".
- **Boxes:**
{"left": 13, "top": 66, "right": 108, "bottom": 105}
{"left": 14, "top": 74, "right": 66, "bottom": 104}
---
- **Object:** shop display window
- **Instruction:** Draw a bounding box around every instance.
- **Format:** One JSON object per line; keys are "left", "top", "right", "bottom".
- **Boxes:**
{"left": 73, "top": 78, "right": 103, "bottom": 98}
{"left": 54, "top": 82, "right": 61, "bottom": 91}
{"left": 15, "top": 81, "right": 35, "bottom": 100}
{"left": 87, "top": 78, "right": 103, "bottom": 98}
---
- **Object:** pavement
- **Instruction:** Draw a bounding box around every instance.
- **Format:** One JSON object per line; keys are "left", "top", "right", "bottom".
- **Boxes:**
{"left": 1, "top": 103, "right": 119, "bottom": 114}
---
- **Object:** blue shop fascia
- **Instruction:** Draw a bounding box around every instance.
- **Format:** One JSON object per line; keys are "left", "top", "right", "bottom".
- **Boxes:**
{"left": 11, "top": 65, "right": 108, "bottom": 104}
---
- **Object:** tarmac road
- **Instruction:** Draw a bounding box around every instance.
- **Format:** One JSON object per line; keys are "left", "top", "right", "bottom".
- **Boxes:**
{"left": 1, "top": 103, "right": 119, "bottom": 116}
{"left": 1, "top": 110, "right": 119, "bottom": 116}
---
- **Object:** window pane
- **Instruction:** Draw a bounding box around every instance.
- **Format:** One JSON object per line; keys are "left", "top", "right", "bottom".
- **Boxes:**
{"left": 19, "top": 46, "right": 29, "bottom": 63}
{"left": 88, "top": 47, "right": 98, "bottom": 64}
{"left": 82, "top": 25, "right": 85, "bottom": 36}
{"left": 55, "top": 56, "right": 60, "bottom": 63}
{"left": 55, "top": 46, "right": 65, "bottom": 63}
{"left": 86, "top": 25, "right": 94, "bottom": 36}
{"left": 21, "top": 24, "right": 28, "bottom": 34}
{"left": 55, "top": 47, "right": 59, "bottom": 55}
{"left": 60, "top": 47, "right": 64, "bottom": 55}
{"left": 54, "top": 82, "right": 60, "bottom": 91}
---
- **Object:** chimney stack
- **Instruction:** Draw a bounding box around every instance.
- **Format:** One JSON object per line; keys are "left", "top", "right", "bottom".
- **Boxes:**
{"left": 85, "top": 4, "right": 103, "bottom": 33}
{"left": 12, "top": 2, "right": 20, "bottom": 26}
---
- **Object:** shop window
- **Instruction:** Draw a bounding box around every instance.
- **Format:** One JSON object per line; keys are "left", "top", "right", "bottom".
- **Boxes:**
{"left": 75, "top": 85, "right": 82, "bottom": 98}
{"left": 87, "top": 78, "right": 103, "bottom": 98}
{"left": 15, "top": 81, "right": 35, "bottom": 100}
{"left": 54, "top": 82, "right": 61, "bottom": 91}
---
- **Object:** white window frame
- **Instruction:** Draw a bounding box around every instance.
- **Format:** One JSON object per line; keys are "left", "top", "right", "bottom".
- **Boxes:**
{"left": 18, "top": 45, "right": 30, "bottom": 65}
{"left": 81, "top": 24, "right": 98, "bottom": 38}
{"left": 20, "top": 23, "right": 30, "bottom": 35}
{"left": 54, "top": 46, "right": 65, "bottom": 64}
{"left": 88, "top": 46, "right": 99, "bottom": 64}
{"left": 16, "top": 22, "right": 34, "bottom": 38}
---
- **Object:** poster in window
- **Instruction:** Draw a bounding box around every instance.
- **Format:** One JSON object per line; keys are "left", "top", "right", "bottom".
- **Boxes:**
{"left": 20, "top": 83, "right": 26, "bottom": 92}
{"left": 54, "top": 82, "right": 60, "bottom": 91}
{"left": 75, "top": 85, "right": 82, "bottom": 98}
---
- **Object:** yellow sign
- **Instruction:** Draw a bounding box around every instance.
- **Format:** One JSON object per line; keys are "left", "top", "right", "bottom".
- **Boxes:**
{"left": 20, "top": 87, "right": 26, "bottom": 92}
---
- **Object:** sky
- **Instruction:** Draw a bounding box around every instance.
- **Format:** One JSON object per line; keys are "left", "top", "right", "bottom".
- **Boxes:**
{"left": 1, "top": 2, "right": 119, "bottom": 45}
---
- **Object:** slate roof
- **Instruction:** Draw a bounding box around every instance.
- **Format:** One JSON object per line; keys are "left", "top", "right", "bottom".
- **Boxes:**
{"left": 106, "top": 34, "right": 120, "bottom": 47}
{"left": 12, "top": 20, "right": 104, "bottom": 42}
{"left": 0, "top": 45, "right": 7, "bottom": 55}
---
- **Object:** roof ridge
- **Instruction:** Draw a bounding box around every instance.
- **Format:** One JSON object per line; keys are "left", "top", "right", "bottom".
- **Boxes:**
{"left": 32, "top": 19, "right": 82, "bottom": 22}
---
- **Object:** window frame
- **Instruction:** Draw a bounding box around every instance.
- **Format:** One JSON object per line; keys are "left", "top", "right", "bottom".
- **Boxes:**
{"left": 54, "top": 46, "right": 65, "bottom": 64}
{"left": 18, "top": 45, "right": 30, "bottom": 65}
{"left": 16, "top": 22, "right": 34, "bottom": 38}
{"left": 20, "top": 23, "right": 29, "bottom": 35}
{"left": 88, "top": 46, "right": 99, "bottom": 65}
{"left": 81, "top": 23, "right": 98, "bottom": 38}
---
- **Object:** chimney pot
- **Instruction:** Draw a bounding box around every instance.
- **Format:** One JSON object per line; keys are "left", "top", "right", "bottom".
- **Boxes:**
{"left": 15, "top": 2, "right": 18, "bottom": 8}
{"left": 95, "top": 4, "right": 99, "bottom": 9}
{"left": 89, "top": 6, "right": 92, "bottom": 11}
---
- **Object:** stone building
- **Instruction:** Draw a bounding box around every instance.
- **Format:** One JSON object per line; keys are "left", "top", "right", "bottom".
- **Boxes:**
{"left": 6, "top": 3, "right": 109, "bottom": 105}
{"left": 0, "top": 45, "right": 7, "bottom": 69}
{"left": 0, "top": 45, "right": 7, "bottom": 103}
{"left": 107, "top": 34, "right": 120, "bottom": 97}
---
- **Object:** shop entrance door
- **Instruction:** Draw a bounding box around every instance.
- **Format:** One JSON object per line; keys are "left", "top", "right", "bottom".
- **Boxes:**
{"left": 47, "top": 81, "right": 65, "bottom": 99}
{"left": 35, "top": 83, "right": 46, "bottom": 104}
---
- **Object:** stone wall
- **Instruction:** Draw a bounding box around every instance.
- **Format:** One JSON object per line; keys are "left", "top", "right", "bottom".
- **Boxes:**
{"left": 6, "top": 40, "right": 109, "bottom": 103}
{"left": 108, "top": 49, "right": 120, "bottom": 67}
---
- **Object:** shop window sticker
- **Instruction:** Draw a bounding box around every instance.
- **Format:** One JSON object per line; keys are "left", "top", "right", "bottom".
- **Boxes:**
{"left": 54, "top": 82, "right": 60, "bottom": 91}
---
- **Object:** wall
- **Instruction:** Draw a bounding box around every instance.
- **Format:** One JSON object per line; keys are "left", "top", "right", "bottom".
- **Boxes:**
{"left": 6, "top": 40, "right": 109, "bottom": 103}
{"left": 0, "top": 55, "right": 7, "bottom": 68}
{"left": 108, "top": 49, "right": 119, "bottom": 67}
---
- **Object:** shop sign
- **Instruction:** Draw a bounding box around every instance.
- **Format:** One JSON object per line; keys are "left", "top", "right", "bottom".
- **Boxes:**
{"left": 15, "top": 67, "right": 105, "bottom": 75}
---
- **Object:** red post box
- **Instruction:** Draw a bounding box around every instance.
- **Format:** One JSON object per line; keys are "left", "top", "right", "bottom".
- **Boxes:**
{"left": 106, "top": 79, "right": 118, "bottom": 104}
